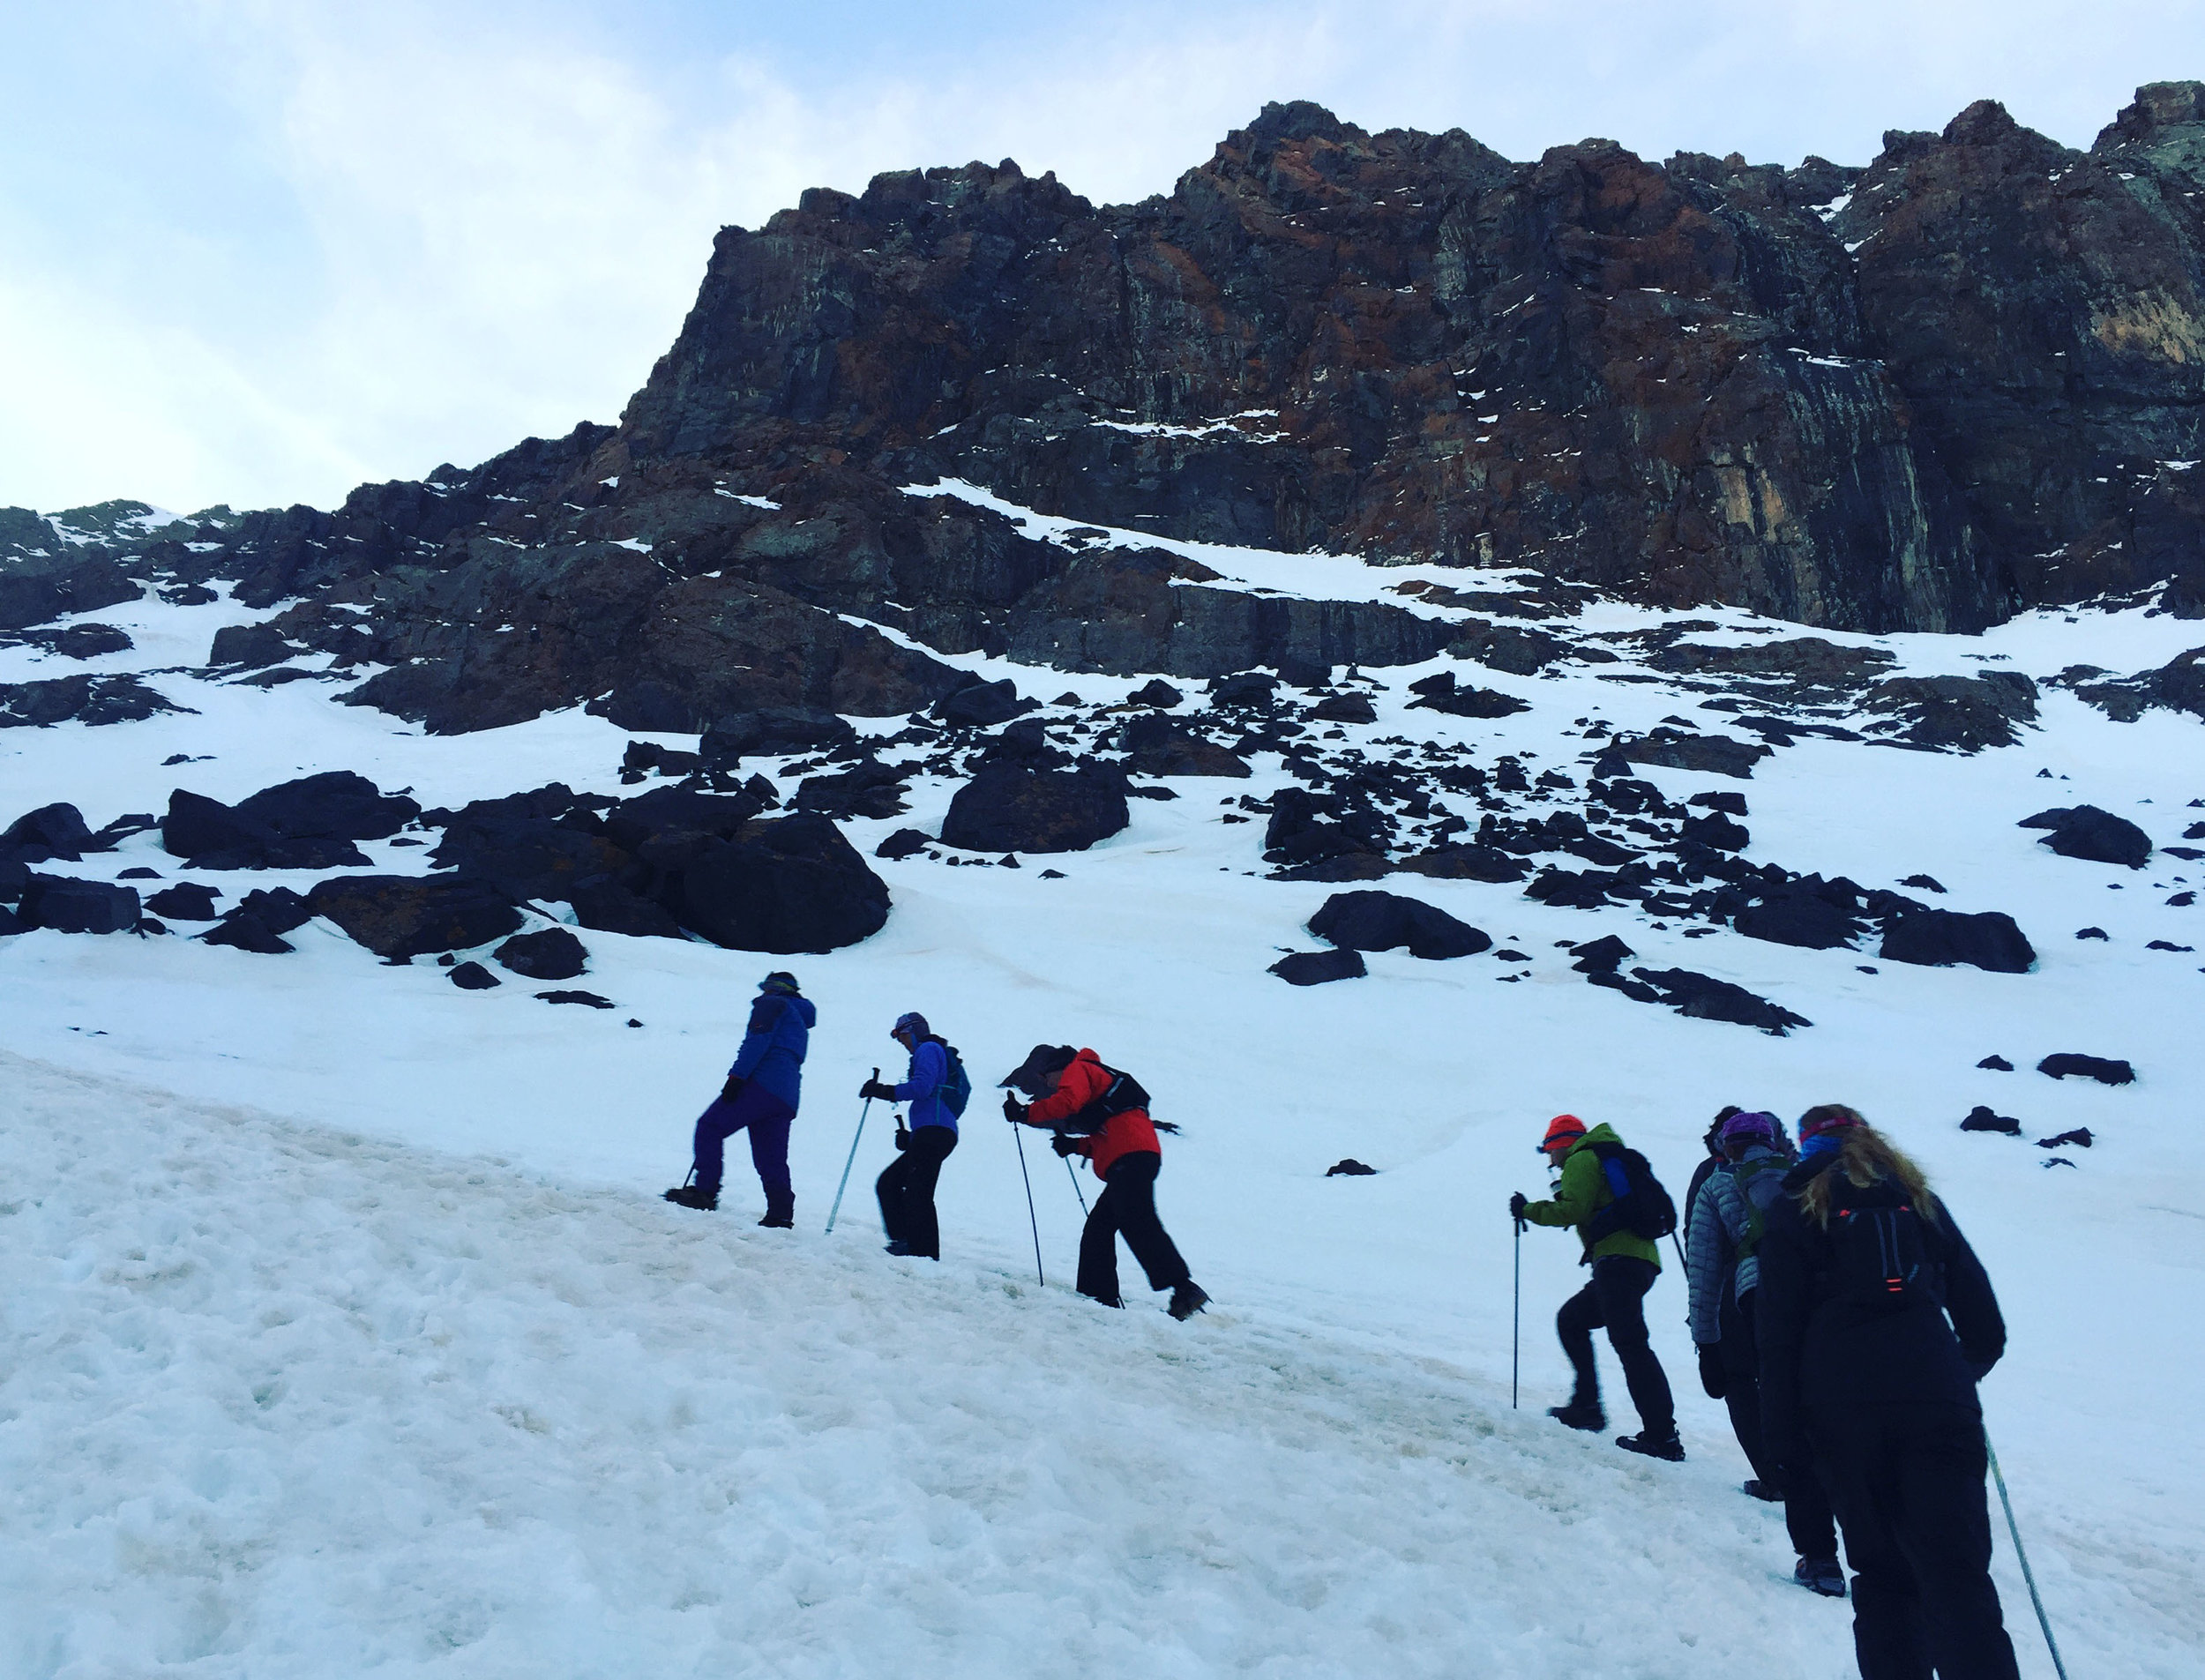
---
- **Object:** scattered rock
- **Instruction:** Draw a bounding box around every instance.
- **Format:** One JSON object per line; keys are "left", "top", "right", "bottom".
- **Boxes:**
{"left": 1960, "top": 1106, "right": 2022, "bottom": 1134}
{"left": 1977, "top": 1055, "right": 2014, "bottom": 1071}
{"left": 875, "top": 828, "right": 931, "bottom": 860}
{"left": 1735, "top": 887, "right": 1859, "bottom": 951}
{"left": 1309, "top": 890, "right": 1491, "bottom": 959}
{"left": 494, "top": 927, "right": 588, "bottom": 980}
{"left": 1395, "top": 843, "right": 1529, "bottom": 883}
{"left": 2, "top": 802, "right": 96, "bottom": 862}
{"left": 449, "top": 960, "right": 502, "bottom": 989}
{"left": 160, "top": 788, "right": 371, "bottom": 870}
{"left": 1880, "top": 908, "right": 2036, "bottom": 973}
{"left": 700, "top": 707, "right": 857, "bottom": 765}
{"left": 1568, "top": 935, "right": 1635, "bottom": 974}
{"left": 1118, "top": 713, "right": 1252, "bottom": 778}
{"left": 794, "top": 763, "right": 912, "bottom": 819}
{"left": 537, "top": 989, "right": 614, "bottom": 1008}
{"left": 1689, "top": 790, "right": 1748, "bottom": 816}
{"left": 1613, "top": 728, "right": 1770, "bottom": 779}
{"left": 236, "top": 771, "right": 422, "bottom": 843}
{"left": 2075, "top": 926, "right": 2109, "bottom": 940}
{"left": 1325, "top": 1159, "right": 1378, "bottom": 1176}
{"left": 1863, "top": 673, "right": 2038, "bottom": 751}
{"left": 941, "top": 763, "right": 1128, "bottom": 854}
{"left": 1268, "top": 947, "right": 1367, "bottom": 985}
{"left": 306, "top": 875, "right": 524, "bottom": 959}
{"left": 1405, "top": 671, "right": 1530, "bottom": 718}
{"left": 202, "top": 914, "right": 295, "bottom": 954}
{"left": 1207, "top": 672, "right": 1279, "bottom": 709}
{"left": 1899, "top": 874, "right": 1946, "bottom": 892}
{"left": 2037, "top": 1128, "right": 2093, "bottom": 1150}
{"left": 1679, "top": 810, "right": 1750, "bottom": 852}
{"left": 27, "top": 623, "right": 133, "bottom": 658}
{"left": 1126, "top": 679, "right": 1183, "bottom": 707}
{"left": 206, "top": 623, "right": 306, "bottom": 670}
{"left": 226, "top": 887, "right": 313, "bottom": 934}
{"left": 2148, "top": 938, "right": 2195, "bottom": 952}
{"left": 2036, "top": 1053, "right": 2134, "bottom": 1086}
{"left": 18, "top": 875, "right": 140, "bottom": 934}
{"left": 1307, "top": 692, "right": 1377, "bottom": 725}
{"left": 2018, "top": 805, "right": 2152, "bottom": 868}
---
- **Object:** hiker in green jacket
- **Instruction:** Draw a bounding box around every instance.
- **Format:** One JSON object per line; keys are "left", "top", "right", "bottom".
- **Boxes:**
{"left": 1512, "top": 1113, "right": 1683, "bottom": 1460}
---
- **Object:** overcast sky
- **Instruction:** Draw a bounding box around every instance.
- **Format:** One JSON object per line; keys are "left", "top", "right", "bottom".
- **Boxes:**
{"left": 4, "top": 0, "right": 2200, "bottom": 516}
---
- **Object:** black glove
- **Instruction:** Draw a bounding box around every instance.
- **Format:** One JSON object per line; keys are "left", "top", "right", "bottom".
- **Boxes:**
{"left": 1697, "top": 1343, "right": 1727, "bottom": 1400}
{"left": 1002, "top": 1093, "right": 1028, "bottom": 1124}
{"left": 1508, "top": 1191, "right": 1528, "bottom": 1221}
{"left": 1050, "top": 1132, "right": 1079, "bottom": 1157}
{"left": 719, "top": 1074, "right": 746, "bottom": 1102}
{"left": 860, "top": 1078, "right": 895, "bottom": 1102}
{"left": 893, "top": 1124, "right": 911, "bottom": 1153}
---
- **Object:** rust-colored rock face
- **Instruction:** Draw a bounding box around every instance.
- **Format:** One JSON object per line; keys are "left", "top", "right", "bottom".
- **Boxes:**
{"left": 13, "top": 90, "right": 2204, "bottom": 733}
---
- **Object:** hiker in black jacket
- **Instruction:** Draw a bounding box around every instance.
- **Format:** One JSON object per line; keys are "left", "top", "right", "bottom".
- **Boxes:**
{"left": 1757, "top": 1105, "right": 2019, "bottom": 1680}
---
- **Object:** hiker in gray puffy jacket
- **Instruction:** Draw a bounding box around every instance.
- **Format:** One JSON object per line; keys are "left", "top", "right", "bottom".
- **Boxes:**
{"left": 1686, "top": 1109, "right": 1842, "bottom": 1595}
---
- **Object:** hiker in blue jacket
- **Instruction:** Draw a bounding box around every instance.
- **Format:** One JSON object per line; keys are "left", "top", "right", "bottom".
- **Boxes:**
{"left": 863, "top": 1012, "right": 961, "bottom": 1258}
{"left": 665, "top": 970, "right": 813, "bottom": 1225}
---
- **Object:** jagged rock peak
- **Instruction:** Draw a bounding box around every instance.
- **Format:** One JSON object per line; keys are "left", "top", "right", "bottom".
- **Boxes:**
{"left": 2097, "top": 79, "right": 2205, "bottom": 150}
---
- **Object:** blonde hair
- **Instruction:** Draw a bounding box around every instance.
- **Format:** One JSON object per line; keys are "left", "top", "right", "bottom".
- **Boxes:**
{"left": 1795, "top": 1110, "right": 1941, "bottom": 1230}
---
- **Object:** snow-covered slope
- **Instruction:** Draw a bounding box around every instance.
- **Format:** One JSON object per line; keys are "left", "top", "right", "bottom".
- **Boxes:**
{"left": 4, "top": 546, "right": 2202, "bottom": 1676}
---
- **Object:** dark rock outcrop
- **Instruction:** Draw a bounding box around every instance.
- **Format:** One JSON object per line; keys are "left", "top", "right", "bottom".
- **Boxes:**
{"left": 494, "top": 927, "right": 589, "bottom": 980}
{"left": 449, "top": 960, "right": 502, "bottom": 989}
{"left": 1308, "top": 889, "right": 1491, "bottom": 959}
{"left": 940, "top": 763, "right": 1129, "bottom": 853}
{"left": 145, "top": 882, "right": 220, "bottom": 920}
{"left": 2, "top": 803, "right": 96, "bottom": 862}
{"left": 17, "top": 874, "right": 140, "bottom": 934}
{"left": 1880, "top": 908, "right": 2036, "bottom": 973}
{"left": 2037, "top": 1052, "right": 2135, "bottom": 1085}
{"left": 1862, "top": 673, "right": 2038, "bottom": 751}
{"left": 306, "top": 875, "right": 524, "bottom": 959}
{"left": 1117, "top": 713, "right": 1252, "bottom": 778}
{"left": 666, "top": 813, "right": 890, "bottom": 952}
{"left": 1269, "top": 947, "right": 1367, "bottom": 985}
{"left": 2019, "top": 804, "right": 2152, "bottom": 867}
{"left": 0, "top": 675, "right": 185, "bottom": 728}
{"left": 1961, "top": 1106, "right": 2022, "bottom": 1134}
{"left": 160, "top": 788, "right": 371, "bottom": 871}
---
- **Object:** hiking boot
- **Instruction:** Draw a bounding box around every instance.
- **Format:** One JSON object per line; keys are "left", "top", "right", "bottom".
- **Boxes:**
{"left": 883, "top": 1239, "right": 916, "bottom": 1256}
{"left": 662, "top": 1185, "right": 717, "bottom": 1211}
{"left": 1742, "top": 1478, "right": 1785, "bottom": 1503}
{"left": 1548, "top": 1400, "right": 1606, "bottom": 1431}
{"left": 1616, "top": 1428, "right": 1686, "bottom": 1461}
{"left": 1168, "top": 1282, "right": 1210, "bottom": 1321}
{"left": 1795, "top": 1557, "right": 1847, "bottom": 1598}
{"left": 758, "top": 1211, "right": 795, "bottom": 1229}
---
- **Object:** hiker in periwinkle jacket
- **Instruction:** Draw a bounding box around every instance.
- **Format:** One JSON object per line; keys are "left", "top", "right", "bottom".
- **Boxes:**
{"left": 1757, "top": 1105, "right": 2017, "bottom": 1680}
{"left": 1686, "top": 1109, "right": 1842, "bottom": 1594}
{"left": 862, "top": 1012, "right": 960, "bottom": 1260}
{"left": 664, "top": 971, "right": 814, "bottom": 1225}
{"left": 1514, "top": 1114, "right": 1680, "bottom": 1460}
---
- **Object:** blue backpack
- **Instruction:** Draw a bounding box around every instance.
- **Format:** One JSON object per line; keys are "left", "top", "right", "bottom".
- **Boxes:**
{"left": 931, "top": 1039, "right": 972, "bottom": 1117}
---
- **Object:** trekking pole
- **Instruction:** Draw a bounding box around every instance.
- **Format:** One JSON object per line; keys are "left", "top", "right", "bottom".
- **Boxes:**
{"left": 1011, "top": 1119, "right": 1045, "bottom": 1286}
{"left": 1512, "top": 1214, "right": 1523, "bottom": 1409}
{"left": 1986, "top": 1430, "right": 2071, "bottom": 1680}
{"left": 1064, "top": 1154, "right": 1089, "bottom": 1215}
{"left": 824, "top": 1069, "right": 878, "bottom": 1235}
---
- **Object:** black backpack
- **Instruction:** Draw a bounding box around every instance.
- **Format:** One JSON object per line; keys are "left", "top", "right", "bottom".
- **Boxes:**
{"left": 1583, "top": 1142, "right": 1679, "bottom": 1243}
{"left": 1820, "top": 1176, "right": 1940, "bottom": 1311}
{"left": 1062, "top": 1064, "right": 1179, "bottom": 1135}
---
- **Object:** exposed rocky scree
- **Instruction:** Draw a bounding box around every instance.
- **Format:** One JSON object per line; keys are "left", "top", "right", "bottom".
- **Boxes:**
{"left": 11, "top": 86, "right": 2205, "bottom": 736}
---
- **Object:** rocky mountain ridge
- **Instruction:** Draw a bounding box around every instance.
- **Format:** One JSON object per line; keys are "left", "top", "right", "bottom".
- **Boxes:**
{"left": 7, "top": 84, "right": 2205, "bottom": 736}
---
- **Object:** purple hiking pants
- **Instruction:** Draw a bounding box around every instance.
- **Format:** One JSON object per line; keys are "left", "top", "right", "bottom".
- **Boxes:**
{"left": 692, "top": 1082, "right": 796, "bottom": 1216}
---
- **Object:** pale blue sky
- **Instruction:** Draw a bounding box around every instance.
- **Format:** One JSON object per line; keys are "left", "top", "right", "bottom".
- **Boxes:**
{"left": 4, "top": 1, "right": 2200, "bottom": 514}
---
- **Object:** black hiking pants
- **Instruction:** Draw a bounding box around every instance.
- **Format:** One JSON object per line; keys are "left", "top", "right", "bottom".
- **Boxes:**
{"left": 1076, "top": 1152, "right": 1190, "bottom": 1307}
{"left": 1812, "top": 1402, "right": 2019, "bottom": 1680}
{"left": 1723, "top": 1287, "right": 1837, "bottom": 1560}
{"left": 1557, "top": 1256, "right": 1674, "bottom": 1435}
{"left": 875, "top": 1124, "right": 957, "bottom": 1258}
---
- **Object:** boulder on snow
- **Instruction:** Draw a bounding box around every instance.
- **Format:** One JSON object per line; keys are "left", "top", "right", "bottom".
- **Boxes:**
{"left": 1960, "top": 1106, "right": 2022, "bottom": 1135}
{"left": 2017, "top": 805, "right": 2152, "bottom": 868}
{"left": 1394, "top": 843, "right": 1529, "bottom": 884}
{"left": 207, "top": 623, "right": 307, "bottom": 670}
{"left": 1977, "top": 1054, "right": 2014, "bottom": 1071}
{"left": 1678, "top": 810, "right": 1750, "bottom": 852}
{"left": 1207, "top": 672, "right": 1279, "bottom": 709}
{"left": 1, "top": 674, "right": 186, "bottom": 729}
{"left": 145, "top": 882, "right": 220, "bottom": 920}
{"left": 669, "top": 812, "right": 890, "bottom": 953}
{"left": 538, "top": 989, "right": 614, "bottom": 1009}
{"left": 494, "top": 927, "right": 588, "bottom": 981}
{"left": 2037, "top": 1127, "right": 2094, "bottom": 1149}
{"left": 235, "top": 772, "right": 421, "bottom": 843}
{"left": 306, "top": 874, "right": 524, "bottom": 959}
{"left": 1268, "top": 948, "right": 1367, "bottom": 985}
{"left": 565, "top": 877, "right": 684, "bottom": 939}
{"left": 1689, "top": 790, "right": 1748, "bottom": 816}
{"left": 430, "top": 811, "right": 639, "bottom": 904}
{"left": 933, "top": 678, "right": 1032, "bottom": 729}
{"left": 699, "top": 706, "right": 857, "bottom": 765}
{"left": 1325, "top": 1159, "right": 1378, "bottom": 1176}
{"left": 1117, "top": 713, "right": 1251, "bottom": 778}
{"left": 18, "top": 874, "right": 140, "bottom": 934}
{"left": 1627, "top": 967, "right": 1811, "bottom": 1034}
{"left": 449, "top": 960, "right": 502, "bottom": 989}
{"left": 1569, "top": 935, "right": 1635, "bottom": 974}
{"left": 2, "top": 802, "right": 96, "bottom": 862}
{"left": 1309, "top": 890, "right": 1491, "bottom": 959}
{"left": 1307, "top": 692, "right": 1377, "bottom": 725}
{"left": 160, "top": 788, "right": 370, "bottom": 870}
{"left": 1880, "top": 908, "right": 2036, "bottom": 973}
{"left": 1613, "top": 728, "right": 1770, "bottom": 779}
{"left": 793, "top": 763, "right": 911, "bottom": 819}
{"left": 2037, "top": 1053, "right": 2134, "bottom": 1086}
{"left": 1863, "top": 672, "right": 2038, "bottom": 751}
{"left": 1734, "top": 889, "right": 1859, "bottom": 951}
{"left": 201, "top": 913, "right": 295, "bottom": 953}
{"left": 1126, "top": 679, "right": 1184, "bottom": 707}
{"left": 1405, "top": 671, "right": 1529, "bottom": 718}
{"left": 874, "top": 827, "right": 931, "bottom": 860}
{"left": 941, "top": 763, "right": 1129, "bottom": 854}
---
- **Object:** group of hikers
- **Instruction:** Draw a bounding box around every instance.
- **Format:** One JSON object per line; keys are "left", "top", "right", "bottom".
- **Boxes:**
{"left": 1516, "top": 1105, "right": 2022, "bottom": 1680}
{"left": 664, "top": 972, "right": 2023, "bottom": 1680}
{"left": 660, "top": 971, "right": 1208, "bottom": 1321}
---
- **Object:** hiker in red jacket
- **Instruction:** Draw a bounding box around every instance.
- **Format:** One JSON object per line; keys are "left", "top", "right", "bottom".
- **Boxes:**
{"left": 1001, "top": 1044, "right": 1208, "bottom": 1321}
